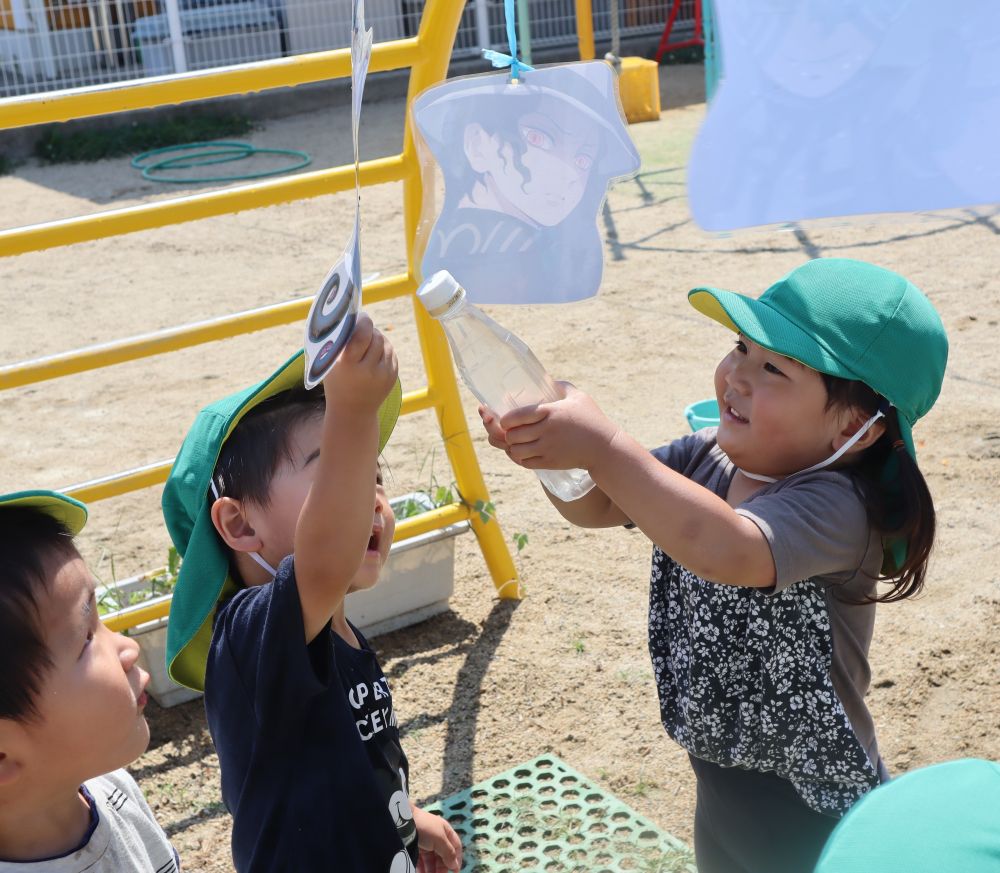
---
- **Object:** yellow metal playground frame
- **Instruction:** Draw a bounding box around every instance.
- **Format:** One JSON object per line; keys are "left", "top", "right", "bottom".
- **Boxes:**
{"left": 0, "top": 0, "right": 522, "bottom": 632}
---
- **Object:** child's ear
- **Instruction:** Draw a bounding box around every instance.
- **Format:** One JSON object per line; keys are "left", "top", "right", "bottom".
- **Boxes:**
{"left": 0, "top": 754, "right": 19, "bottom": 788}
{"left": 0, "top": 733, "right": 25, "bottom": 789}
{"left": 211, "top": 497, "right": 262, "bottom": 555}
{"left": 833, "top": 409, "right": 886, "bottom": 455}
{"left": 463, "top": 122, "right": 497, "bottom": 174}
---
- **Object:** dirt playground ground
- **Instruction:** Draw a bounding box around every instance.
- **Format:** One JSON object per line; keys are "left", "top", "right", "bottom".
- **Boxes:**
{"left": 2, "top": 64, "right": 999, "bottom": 870}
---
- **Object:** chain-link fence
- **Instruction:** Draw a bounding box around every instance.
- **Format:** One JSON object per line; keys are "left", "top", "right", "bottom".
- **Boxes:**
{"left": 1, "top": 0, "right": 689, "bottom": 98}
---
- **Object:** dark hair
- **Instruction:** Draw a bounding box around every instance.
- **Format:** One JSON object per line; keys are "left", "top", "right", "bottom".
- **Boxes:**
{"left": 441, "top": 92, "right": 606, "bottom": 206}
{"left": 823, "top": 375, "right": 935, "bottom": 602}
{"left": 211, "top": 386, "right": 326, "bottom": 509}
{"left": 0, "top": 508, "right": 78, "bottom": 722}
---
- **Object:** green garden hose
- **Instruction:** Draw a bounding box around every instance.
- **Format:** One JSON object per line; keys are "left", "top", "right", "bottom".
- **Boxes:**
{"left": 131, "top": 141, "right": 311, "bottom": 183}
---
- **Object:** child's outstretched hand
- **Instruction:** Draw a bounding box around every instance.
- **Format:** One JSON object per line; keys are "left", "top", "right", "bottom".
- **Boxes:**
{"left": 413, "top": 806, "right": 463, "bottom": 873}
{"left": 322, "top": 312, "right": 398, "bottom": 412}
{"left": 479, "top": 382, "right": 620, "bottom": 472}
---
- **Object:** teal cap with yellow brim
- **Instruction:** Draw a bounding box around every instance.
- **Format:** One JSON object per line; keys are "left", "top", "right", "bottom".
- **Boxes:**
{"left": 688, "top": 258, "right": 948, "bottom": 462}
{"left": 0, "top": 489, "right": 88, "bottom": 535}
{"left": 162, "top": 350, "right": 402, "bottom": 692}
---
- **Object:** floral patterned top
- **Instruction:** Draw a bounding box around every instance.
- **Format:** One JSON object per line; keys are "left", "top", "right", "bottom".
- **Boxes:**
{"left": 646, "top": 429, "right": 886, "bottom": 816}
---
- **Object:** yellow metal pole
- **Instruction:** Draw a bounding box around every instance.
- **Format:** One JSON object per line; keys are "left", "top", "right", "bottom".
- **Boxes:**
{"left": 0, "top": 155, "right": 405, "bottom": 256}
{"left": 575, "top": 0, "right": 596, "bottom": 60}
{"left": 60, "top": 387, "right": 435, "bottom": 502}
{"left": 104, "top": 598, "right": 172, "bottom": 633}
{"left": 400, "top": 0, "right": 521, "bottom": 598}
{"left": 0, "top": 273, "right": 413, "bottom": 390}
{"left": 0, "top": 41, "right": 420, "bottom": 130}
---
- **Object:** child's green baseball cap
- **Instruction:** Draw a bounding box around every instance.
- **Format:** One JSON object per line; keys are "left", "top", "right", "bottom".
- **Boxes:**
{"left": 815, "top": 759, "right": 1000, "bottom": 873}
{"left": 0, "top": 489, "right": 88, "bottom": 534}
{"left": 162, "top": 350, "right": 402, "bottom": 691}
{"left": 688, "top": 258, "right": 949, "bottom": 461}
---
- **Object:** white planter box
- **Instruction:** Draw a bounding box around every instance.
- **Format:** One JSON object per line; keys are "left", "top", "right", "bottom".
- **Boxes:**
{"left": 100, "top": 586, "right": 202, "bottom": 709}
{"left": 101, "top": 493, "right": 468, "bottom": 707}
{"left": 347, "top": 493, "right": 469, "bottom": 637}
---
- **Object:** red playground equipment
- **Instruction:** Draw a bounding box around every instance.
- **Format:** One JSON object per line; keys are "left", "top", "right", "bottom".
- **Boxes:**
{"left": 655, "top": 0, "right": 704, "bottom": 63}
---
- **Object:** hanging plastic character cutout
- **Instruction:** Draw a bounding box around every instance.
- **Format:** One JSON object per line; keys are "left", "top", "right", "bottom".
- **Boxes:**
{"left": 303, "top": 0, "right": 372, "bottom": 388}
{"left": 688, "top": 0, "right": 1000, "bottom": 232}
{"left": 413, "top": 61, "right": 640, "bottom": 305}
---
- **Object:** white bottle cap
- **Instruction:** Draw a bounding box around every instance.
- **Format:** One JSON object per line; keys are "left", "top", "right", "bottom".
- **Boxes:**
{"left": 416, "top": 270, "right": 465, "bottom": 317}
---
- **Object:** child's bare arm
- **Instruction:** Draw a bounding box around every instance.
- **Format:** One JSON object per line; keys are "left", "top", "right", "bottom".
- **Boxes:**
{"left": 478, "top": 405, "right": 630, "bottom": 528}
{"left": 499, "top": 385, "right": 776, "bottom": 588}
{"left": 295, "top": 314, "right": 398, "bottom": 641}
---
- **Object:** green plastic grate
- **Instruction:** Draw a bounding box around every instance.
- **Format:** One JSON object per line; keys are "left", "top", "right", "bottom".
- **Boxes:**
{"left": 425, "top": 755, "right": 696, "bottom": 873}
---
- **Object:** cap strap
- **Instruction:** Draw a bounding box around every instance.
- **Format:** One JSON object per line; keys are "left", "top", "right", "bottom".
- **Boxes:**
{"left": 248, "top": 551, "right": 279, "bottom": 578}
{"left": 738, "top": 409, "right": 887, "bottom": 483}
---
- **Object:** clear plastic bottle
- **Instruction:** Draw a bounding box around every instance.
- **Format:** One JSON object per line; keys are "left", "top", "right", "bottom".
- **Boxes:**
{"left": 417, "top": 270, "right": 596, "bottom": 502}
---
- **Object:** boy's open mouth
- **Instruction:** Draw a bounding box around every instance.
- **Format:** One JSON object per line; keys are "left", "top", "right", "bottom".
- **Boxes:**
{"left": 726, "top": 405, "right": 750, "bottom": 424}
{"left": 367, "top": 527, "right": 382, "bottom": 553}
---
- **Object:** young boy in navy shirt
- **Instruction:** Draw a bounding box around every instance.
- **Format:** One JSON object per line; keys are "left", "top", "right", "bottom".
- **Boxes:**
{"left": 0, "top": 490, "right": 178, "bottom": 872}
{"left": 162, "top": 315, "right": 461, "bottom": 873}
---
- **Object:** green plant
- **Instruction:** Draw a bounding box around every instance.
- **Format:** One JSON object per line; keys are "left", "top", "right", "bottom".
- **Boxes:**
{"left": 96, "top": 547, "right": 181, "bottom": 616}
{"left": 395, "top": 451, "right": 529, "bottom": 561}
{"left": 395, "top": 482, "right": 457, "bottom": 520}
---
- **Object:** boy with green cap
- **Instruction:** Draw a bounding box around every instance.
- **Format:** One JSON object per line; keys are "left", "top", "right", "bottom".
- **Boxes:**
{"left": 162, "top": 315, "right": 461, "bottom": 873}
{"left": 0, "top": 490, "right": 178, "bottom": 872}
{"left": 480, "top": 258, "right": 948, "bottom": 872}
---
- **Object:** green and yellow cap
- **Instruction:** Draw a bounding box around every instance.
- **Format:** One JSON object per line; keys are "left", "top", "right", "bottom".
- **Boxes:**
{"left": 0, "top": 489, "right": 88, "bottom": 535}
{"left": 162, "top": 350, "right": 401, "bottom": 691}
{"left": 689, "top": 258, "right": 948, "bottom": 461}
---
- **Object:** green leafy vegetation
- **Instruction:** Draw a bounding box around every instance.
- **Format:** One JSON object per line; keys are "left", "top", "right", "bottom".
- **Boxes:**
{"left": 96, "top": 546, "right": 180, "bottom": 615}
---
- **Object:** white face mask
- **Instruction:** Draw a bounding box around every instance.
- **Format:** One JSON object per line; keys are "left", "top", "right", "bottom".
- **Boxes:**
{"left": 210, "top": 481, "right": 279, "bottom": 579}
{"left": 247, "top": 551, "right": 279, "bottom": 578}
{"left": 739, "top": 409, "right": 886, "bottom": 484}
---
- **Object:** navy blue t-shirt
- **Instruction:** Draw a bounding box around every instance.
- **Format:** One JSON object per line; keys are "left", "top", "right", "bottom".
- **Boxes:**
{"left": 205, "top": 557, "right": 419, "bottom": 873}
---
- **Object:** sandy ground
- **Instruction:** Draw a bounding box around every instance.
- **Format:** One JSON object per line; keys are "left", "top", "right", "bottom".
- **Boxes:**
{"left": 2, "top": 63, "right": 999, "bottom": 871}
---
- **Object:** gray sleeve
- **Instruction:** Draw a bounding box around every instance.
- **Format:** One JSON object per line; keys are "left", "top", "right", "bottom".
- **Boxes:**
{"left": 92, "top": 769, "right": 179, "bottom": 872}
{"left": 736, "top": 472, "right": 872, "bottom": 592}
{"left": 651, "top": 427, "right": 719, "bottom": 474}
{"left": 615, "top": 429, "right": 719, "bottom": 530}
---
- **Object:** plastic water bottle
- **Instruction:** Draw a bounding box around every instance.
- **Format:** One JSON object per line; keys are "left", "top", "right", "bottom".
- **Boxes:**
{"left": 417, "top": 270, "right": 596, "bottom": 502}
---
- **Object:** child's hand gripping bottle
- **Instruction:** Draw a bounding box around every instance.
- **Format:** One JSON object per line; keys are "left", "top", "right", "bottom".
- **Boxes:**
{"left": 417, "top": 270, "right": 596, "bottom": 502}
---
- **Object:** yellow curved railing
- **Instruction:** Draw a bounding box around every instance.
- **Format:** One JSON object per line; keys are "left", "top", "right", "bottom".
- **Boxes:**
{"left": 0, "top": 0, "right": 522, "bottom": 632}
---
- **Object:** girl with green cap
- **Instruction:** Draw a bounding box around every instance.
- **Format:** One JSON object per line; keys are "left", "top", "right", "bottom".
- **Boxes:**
{"left": 480, "top": 258, "right": 948, "bottom": 873}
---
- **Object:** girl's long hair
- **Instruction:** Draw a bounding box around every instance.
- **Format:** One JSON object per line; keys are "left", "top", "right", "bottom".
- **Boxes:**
{"left": 823, "top": 375, "right": 935, "bottom": 602}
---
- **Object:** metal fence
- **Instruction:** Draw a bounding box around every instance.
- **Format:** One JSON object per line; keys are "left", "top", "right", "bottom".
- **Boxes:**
{"left": 0, "top": 0, "right": 683, "bottom": 97}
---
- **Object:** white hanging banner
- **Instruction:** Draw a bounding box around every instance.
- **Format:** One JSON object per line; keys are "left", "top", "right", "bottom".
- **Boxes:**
{"left": 688, "top": 0, "right": 1000, "bottom": 232}
{"left": 413, "top": 61, "right": 640, "bottom": 305}
{"left": 303, "top": 0, "right": 372, "bottom": 388}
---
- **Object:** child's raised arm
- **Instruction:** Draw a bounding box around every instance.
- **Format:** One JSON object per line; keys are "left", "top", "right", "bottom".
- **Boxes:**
{"left": 295, "top": 313, "right": 399, "bottom": 641}
{"left": 494, "top": 385, "right": 777, "bottom": 588}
